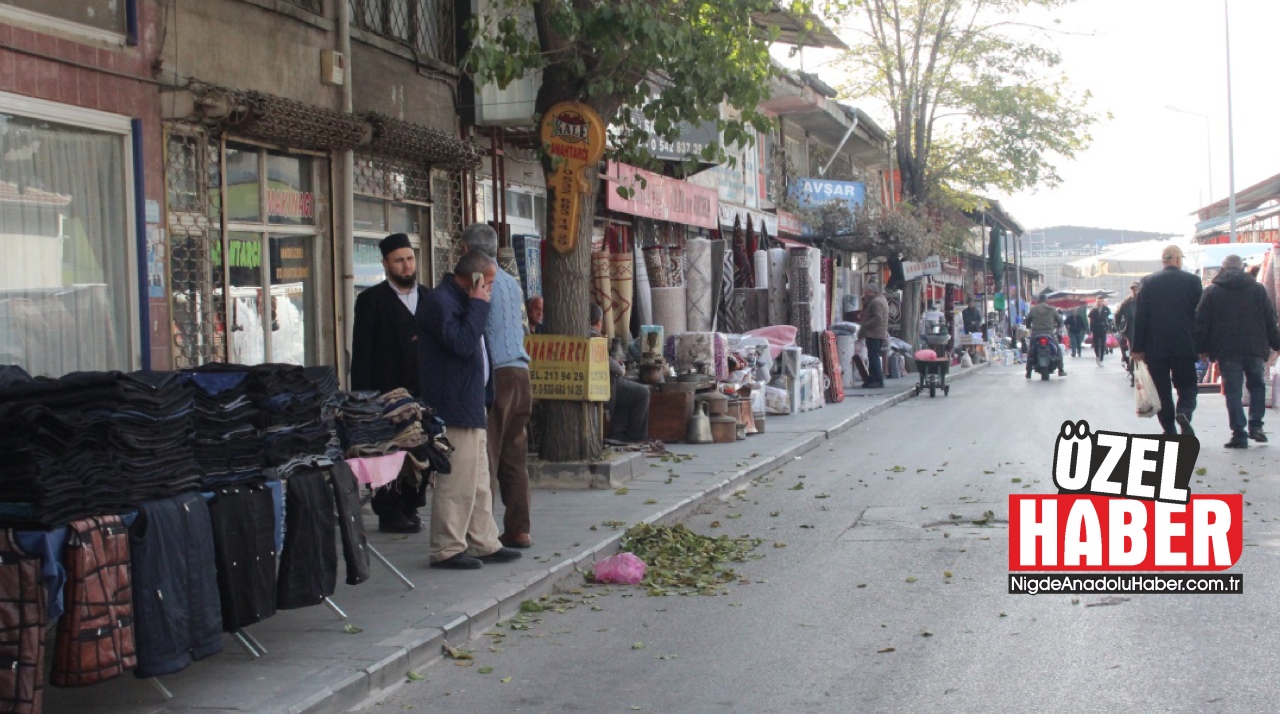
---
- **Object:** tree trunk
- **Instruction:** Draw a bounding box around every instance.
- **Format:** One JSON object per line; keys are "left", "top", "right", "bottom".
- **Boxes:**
{"left": 537, "top": 159, "right": 604, "bottom": 462}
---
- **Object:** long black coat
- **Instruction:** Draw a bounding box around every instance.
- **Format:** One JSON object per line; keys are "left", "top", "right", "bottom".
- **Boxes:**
{"left": 1133, "top": 265, "right": 1202, "bottom": 360}
{"left": 1194, "top": 268, "right": 1280, "bottom": 361}
{"left": 350, "top": 281, "right": 430, "bottom": 396}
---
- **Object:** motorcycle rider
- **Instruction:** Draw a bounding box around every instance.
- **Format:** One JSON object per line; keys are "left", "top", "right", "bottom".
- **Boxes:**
{"left": 1026, "top": 291, "right": 1067, "bottom": 378}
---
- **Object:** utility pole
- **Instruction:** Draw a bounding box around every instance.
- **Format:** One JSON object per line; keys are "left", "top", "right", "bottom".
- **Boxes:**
{"left": 1225, "top": 0, "right": 1238, "bottom": 242}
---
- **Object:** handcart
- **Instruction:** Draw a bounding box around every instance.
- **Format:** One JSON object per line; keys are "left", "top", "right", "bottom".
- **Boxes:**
{"left": 914, "top": 358, "right": 951, "bottom": 398}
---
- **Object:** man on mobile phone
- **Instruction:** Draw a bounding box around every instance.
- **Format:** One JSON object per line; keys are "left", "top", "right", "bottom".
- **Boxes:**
{"left": 349, "top": 233, "right": 431, "bottom": 533}
{"left": 459, "top": 224, "right": 536, "bottom": 550}
{"left": 418, "top": 250, "right": 521, "bottom": 569}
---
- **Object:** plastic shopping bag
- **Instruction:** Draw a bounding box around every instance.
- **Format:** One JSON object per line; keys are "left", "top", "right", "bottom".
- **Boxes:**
{"left": 593, "top": 552, "right": 647, "bottom": 585}
{"left": 1134, "top": 362, "right": 1161, "bottom": 418}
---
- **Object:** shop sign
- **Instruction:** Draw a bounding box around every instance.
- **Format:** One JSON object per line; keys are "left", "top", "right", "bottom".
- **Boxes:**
{"left": 716, "top": 202, "right": 776, "bottom": 235}
{"left": 902, "top": 255, "right": 942, "bottom": 281}
{"left": 789, "top": 177, "right": 866, "bottom": 212}
{"left": 274, "top": 244, "right": 310, "bottom": 282}
{"left": 540, "top": 102, "right": 607, "bottom": 255}
{"left": 776, "top": 209, "right": 804, "bottom": 237}
{"left": 211, "top": 238, "right": 261, "bottom": 269}
{"left": 605, "top": 162, "right": 718, "bottom": 229}
{"left": 628, "top": 108, "right": 718, "bottom": 162}
{"left": 267, "top": 188, "right": 314, "bottom": 222}
{"left": 524, "top": 335, "right": 610, "bottom": 401}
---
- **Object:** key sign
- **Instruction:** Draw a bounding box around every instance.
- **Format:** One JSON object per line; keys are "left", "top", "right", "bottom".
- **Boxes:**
{"left": 540, "top": 102, "right": 607, "bottom": 254}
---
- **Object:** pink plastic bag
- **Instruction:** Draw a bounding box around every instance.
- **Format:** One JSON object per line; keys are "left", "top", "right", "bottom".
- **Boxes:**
{"left": 914, "top": 349, "right": 937, "bottom": 361}
{"left": 593, "top": 552, "right": 647, "bottom": 585}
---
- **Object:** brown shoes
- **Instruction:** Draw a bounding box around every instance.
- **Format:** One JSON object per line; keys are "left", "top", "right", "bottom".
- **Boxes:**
{"left": 500, "top": 533, "right": 533, "bottom": 548}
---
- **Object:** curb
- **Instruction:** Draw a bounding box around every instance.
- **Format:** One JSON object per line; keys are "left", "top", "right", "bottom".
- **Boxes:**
{"left": 316, "top": 362, "right": 990, "bottom": 712}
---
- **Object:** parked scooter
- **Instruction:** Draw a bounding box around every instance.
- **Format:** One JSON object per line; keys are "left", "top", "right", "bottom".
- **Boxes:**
{"left": 1026, "top": 332, "right": 1065, "bottom": 380}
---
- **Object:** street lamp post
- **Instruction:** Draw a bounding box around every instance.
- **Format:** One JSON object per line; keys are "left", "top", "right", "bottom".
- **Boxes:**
{"left": 1165, "top": 105, "right": 1213, "bottom": 207}
{"left": 1224, "top": 0, "right": 1238, "bottom": 242}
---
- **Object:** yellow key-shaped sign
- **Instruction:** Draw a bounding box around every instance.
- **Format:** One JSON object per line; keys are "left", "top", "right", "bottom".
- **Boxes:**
{"left": 540, "top": 102, "right": 607, "bottom": 255}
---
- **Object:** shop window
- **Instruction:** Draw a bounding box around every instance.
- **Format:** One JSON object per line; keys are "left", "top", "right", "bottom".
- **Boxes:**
{"left": 0, "top": 107, "right": 134, "bottom": 376}
{"left": 505, "top": 190, "right": 534, "bottom": 220}
{"left": 349, "top": 0, "right": 455, "bottom": 65}
{"left": 353, "top": 157, "right": 428, "bottom": 293}
{"left": 0, "top": 0, "right": 129, "bottom": 35}
{"left": 226, "top": 144, "right": 260, "bottom": 222}
{"left": 353, "top": 198, "right": 426, "bottom": 293}
{"left": 222, "top": 145, "right": 323, "bottom": 366}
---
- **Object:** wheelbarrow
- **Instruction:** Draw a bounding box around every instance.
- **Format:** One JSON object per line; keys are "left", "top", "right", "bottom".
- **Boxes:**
{"left": 913, "top": 358, "right": 951, "bottom": 398}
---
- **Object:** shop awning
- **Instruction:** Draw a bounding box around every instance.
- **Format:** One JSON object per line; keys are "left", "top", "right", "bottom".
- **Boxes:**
{"left": 1194, "top": 204, "right": 1280, "bottom": 239}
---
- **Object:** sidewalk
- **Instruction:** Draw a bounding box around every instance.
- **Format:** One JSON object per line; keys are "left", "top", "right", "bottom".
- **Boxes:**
{"left": 45, "top": 363, "right": 986, "bottom": 714}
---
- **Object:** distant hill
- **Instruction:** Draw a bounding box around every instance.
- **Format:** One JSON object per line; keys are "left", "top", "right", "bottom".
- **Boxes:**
{"left": 1026, "top": 226, "right": 1178, "bottom": 250}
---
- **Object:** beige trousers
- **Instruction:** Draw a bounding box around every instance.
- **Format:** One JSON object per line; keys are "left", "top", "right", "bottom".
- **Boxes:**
{"left": 429, "top": 427, "right": 503, "bottom": 562}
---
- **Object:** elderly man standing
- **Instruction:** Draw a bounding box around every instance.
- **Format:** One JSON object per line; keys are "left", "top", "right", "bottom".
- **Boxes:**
{"left": 1133, "top": 244, "right": 1203, "bottom": 437}
{"left": 459, "top": 224, "right": 535, "bottom": 549}
{"left": 860, "top": 283, "right": 889, "bottom": 388}
{"left": 419, "top": 249, "right": 521, "bottom": 569}
{"left": 1194, "top": 254, "right": 1280, "bottom": 448}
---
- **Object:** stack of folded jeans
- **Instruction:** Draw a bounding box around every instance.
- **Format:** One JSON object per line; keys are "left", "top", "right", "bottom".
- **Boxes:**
{"left": 181, "top": 371, "right": 265, "bottom": 488}
{"left": 0, "top": 369, "right": 201, "bottom": 528}
{"left": 185, "top": 364, "right": 337, "bottom": 480}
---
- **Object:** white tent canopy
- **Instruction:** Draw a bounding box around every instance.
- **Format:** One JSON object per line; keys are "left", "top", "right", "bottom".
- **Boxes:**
{"left": 1062, "top": 239, "right": 1271, "bottom": 278}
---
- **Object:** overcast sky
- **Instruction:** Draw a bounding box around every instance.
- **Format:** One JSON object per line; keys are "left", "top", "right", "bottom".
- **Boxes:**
{"left": 790, "top": 0, "right": 1280, "bottom": 236}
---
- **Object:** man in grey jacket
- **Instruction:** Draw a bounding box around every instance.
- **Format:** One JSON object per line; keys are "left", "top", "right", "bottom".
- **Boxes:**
{"left": 1194, "top": 254, "right": 1280, "bottom": 448}
{"left": 860, "top": 283, "right": 889, "bottom": 388}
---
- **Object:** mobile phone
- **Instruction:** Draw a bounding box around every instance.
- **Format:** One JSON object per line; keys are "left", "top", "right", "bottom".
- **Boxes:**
{"left": 472, "top": 273, "right": 484, "bottom": 289}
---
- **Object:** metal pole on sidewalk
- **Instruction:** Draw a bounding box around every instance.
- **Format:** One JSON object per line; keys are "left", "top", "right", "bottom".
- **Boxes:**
{"left": 1225, "top": 0, "right": 1238, "bottom": 242}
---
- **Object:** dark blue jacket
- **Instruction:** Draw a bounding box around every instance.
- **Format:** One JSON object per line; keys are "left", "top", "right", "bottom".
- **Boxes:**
{"left": 417, "top": 277, "right": 491, "bottom": 429}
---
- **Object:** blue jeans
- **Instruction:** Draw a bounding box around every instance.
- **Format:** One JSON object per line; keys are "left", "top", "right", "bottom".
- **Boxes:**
{"left": 1220, "top": 356, "right": 1267, "bottom": 438}
{"left": 866, "top": 338, "right": 884, "bottom": 385}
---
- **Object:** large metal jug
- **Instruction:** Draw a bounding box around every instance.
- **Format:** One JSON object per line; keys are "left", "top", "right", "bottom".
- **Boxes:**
{"left": 686, "top": 401, "right": 713, "bottom": 444}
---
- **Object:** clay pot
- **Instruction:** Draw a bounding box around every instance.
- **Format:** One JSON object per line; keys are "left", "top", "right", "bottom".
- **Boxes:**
{"left": 696, "top": 390, "right": 730, "bottom": 417}
{"left": 638, "top": 363, "right": 665, "bottom": 385}
{"left": 710, "top": 413, "right": 737, "bottom": 443}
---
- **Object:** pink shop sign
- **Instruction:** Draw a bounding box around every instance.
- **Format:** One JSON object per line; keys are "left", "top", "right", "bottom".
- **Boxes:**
{"left": 605, "top": 161, "right": 718, "bottom": 229}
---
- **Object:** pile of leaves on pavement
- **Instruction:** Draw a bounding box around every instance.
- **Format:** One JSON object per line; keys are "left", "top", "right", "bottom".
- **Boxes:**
{"left": 609, "top": 523, "right": 761, "bottom": 597}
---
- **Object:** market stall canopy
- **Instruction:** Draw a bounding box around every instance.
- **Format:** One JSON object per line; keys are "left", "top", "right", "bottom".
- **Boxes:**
{"left": 1061, "top": 239, "right": 1196, "bottom": 278}
{"left": 1043, "top": 289, "right": 1117, "bottom": 310}
{"left": 1062, "top": 239, "right": 1274, "bottom": 278}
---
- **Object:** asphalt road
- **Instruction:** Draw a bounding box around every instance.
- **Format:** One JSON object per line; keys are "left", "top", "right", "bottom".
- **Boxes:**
{"left": 374, "top": 357, "right": 1279, "bottom": 713}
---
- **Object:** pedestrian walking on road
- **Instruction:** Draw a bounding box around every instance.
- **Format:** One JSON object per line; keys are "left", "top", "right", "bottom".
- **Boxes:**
{"left": 1116, "top": 283, "right": 1139, "bottom": 380}
{"left": 1065, "top": 306, "right": 1086, "bottom": 357}
{"left": 1194, "top": 254, "right": 1280, "bottom": 448}
{"left": 459, "top": 224, "right": 535, "bottom": 550}
{"left": 1132, "top": 244, "right": 1203, "bottom": 437}
{"left": 1088, "top": 299, "right": 1111, "bottom": 365}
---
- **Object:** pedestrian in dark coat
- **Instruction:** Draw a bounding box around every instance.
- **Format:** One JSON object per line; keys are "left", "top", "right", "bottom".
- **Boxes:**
{"left": 418, "top": 251, "right": 522, "bottom": 570}
{"left": 1194, "top": 254, "right": 1280, "bottom": 448}
{"left": 349, "top": 233, "right": 430, "bottom": 532}
{"left": 1087, "top": 300, "right": 1111, "bottom": 365}
{"left": 1132, "top": 245, "right": 1203, "bottom": 436}
{"left": 350, "top": 234, "right": 429, "bottom": 396}
{"left": 860, "top": 283, "right": 889, "bottom": 388}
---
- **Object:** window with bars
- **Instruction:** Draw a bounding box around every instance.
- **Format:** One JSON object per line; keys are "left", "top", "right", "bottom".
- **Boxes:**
{"left": 350, "top": 0, "right": 454, "bottom": 65}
